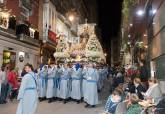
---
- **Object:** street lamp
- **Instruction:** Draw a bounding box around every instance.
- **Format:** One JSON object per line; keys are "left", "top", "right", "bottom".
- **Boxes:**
{"left": 68, "top": 15, "right": 74, "bottom": 22}
{"left": 136, "top": 9, "right": 144, "bottom": 16}
{"left": 128, "top": 34, "right": 131, "bottom": 38}
{"left": 130, "top": 23, "right": 133, "bottom": 27}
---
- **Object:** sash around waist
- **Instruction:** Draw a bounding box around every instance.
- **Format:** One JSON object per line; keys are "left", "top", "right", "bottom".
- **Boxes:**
{"left": 72, "top": 77, "right": 81, "bottom": 80}
{"left": 47, "top": 77, "right": 55, "bottom": 80}
{"left": 60, "top": 77, "right": 69, "bottom": 80}
{"left": 25, "top": 87, "right": 37, "bottom": 91}
{"left": 86, "top": 80, "right": 97, "bottom": 83}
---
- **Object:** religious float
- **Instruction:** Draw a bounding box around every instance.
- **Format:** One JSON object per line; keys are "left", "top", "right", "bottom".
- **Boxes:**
{"left": 54, "top": 22, "right": 106, "bottom": 64}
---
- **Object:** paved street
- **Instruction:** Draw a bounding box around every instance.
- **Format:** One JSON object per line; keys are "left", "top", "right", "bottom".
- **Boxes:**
{"left": 0, "top": 100, "right": 104, "bottom": 114}
{"left": 0, "top": 80, "right": 111, "bottom": 114}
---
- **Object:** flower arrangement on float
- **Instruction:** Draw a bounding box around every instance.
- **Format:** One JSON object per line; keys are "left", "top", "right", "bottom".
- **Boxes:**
{"left": 70, "top": 50, "right": 86, "bottom": 57}
{"left": 85, "top": 51, "right": 101, "bottom": 57}
{"left": 53, "top": 52, "right": 70, "bottom": 58}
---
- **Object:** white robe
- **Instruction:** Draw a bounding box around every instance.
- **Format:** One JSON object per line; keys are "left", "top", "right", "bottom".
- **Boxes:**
{"left": 16, "top": 72, "right": 38, "bottom": 114}
{"left": 84, "top": 68, "right": 99, "bottom": 105}
{"left": 71, "top": 68, "right": 82, "bottom": 100}
{"left": 46, "top": 67, "right": 55, "bottom": 98}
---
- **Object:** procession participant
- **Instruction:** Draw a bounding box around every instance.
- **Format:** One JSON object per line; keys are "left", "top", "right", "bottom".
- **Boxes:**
{"left": 46, "top": 65, "right": 55, "bottom": 103}
{"left": 97, "top": 66, "right": 103, "bottom": 92}
{"left": 55, "top": 64, "right": 61, "bottom": 99}
{"left": 84, "top": 63, "right": 99, "bottom": 108}
{"left": 38, "top": 65, "right": 48, "bottom": 101}
{"left": 58, "top": 63, "right": 71, "bottom": 104}
{"left": 52, "top": 64, "right": 59, "bottom": 100}
{"left": 70, "top": 63, "right": 82, "bottom": 103}
{"left": 103, "top": 65, "right": 109, "bottom": 80}
{"left": 16, "top": 63, "right": 38, "bottom": 114}
{"left": 81, "top": 63, "right": 88, "bottom": 100}
{"left": 67, "top": 63, "right": 73, "bottom": 100}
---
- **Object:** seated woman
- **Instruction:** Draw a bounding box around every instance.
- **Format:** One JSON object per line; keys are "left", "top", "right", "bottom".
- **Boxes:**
{"left": 105, "top": 89, "right": 122, "bottom": 114}
{"left": 155, "top": 94, "right": 165, "bottom": 113}
{"left": 143, "top": 78, "right": 162, "bottom": 104}
{"left": 124, "top": 94, "right": 142, "bottom": 114}
{"left": 133, "top": 78, "right": 146, "bottom": 100}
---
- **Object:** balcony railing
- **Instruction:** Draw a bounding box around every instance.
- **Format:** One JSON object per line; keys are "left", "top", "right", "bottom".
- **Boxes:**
{"left": 16, "top": 23, "right": 39, "bottom": 40}
{"left": 0, "top": 14, "right": 40, "bottom": 46}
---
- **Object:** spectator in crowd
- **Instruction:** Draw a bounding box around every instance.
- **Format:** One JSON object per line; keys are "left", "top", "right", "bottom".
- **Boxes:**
{"left": 113, "top": 68, "right": 124, "bottom": 89}
{"left": 124, "top": 94, "right": 142, "bottom": 114}
{"left": 21, "top": 66, "right": 27, "bottom": 77}
{"left": 7, "top": 68, "right": 19, "bottom": 100}
{"left": 155, "top": 94, "right": 165, "bottom": 114}
{"left": 0, "top": 66, "right": 8, "bottom": 104}
{"left": 142, "top": 78, "right": 162, "bottom": 104}
{"left": 124, "top": 77, "right": 135, "bottom": 93}
{"left": 133, "top": 78, "right": 146, "bottom": 100}
{"left": 105, "top": 89, "right": 122, "bottom": 114}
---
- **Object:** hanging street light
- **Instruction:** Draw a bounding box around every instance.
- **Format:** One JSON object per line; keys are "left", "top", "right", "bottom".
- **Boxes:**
{"left": 136, "top": 9, "right": 144, "bottom": 16}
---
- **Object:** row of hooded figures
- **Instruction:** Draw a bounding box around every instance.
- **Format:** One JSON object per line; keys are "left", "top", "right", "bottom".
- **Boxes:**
{"left": 36, "top": 63, "right": 108, "bottom": 108}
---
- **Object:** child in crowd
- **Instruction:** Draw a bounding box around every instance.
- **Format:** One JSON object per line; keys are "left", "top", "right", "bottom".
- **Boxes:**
{"left": 105, "top": 89, "right": 122, "bottom": 114}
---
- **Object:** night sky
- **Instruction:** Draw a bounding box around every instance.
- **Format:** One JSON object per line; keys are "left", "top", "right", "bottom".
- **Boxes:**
{"left": 97, "top": 0, "right": 123, "bottom": 50}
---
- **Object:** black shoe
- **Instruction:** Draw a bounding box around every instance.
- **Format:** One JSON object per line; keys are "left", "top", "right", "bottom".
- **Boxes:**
{"left": 91, "top": 105, "right": 96, "bottom": 108}
{"left": 48, "top": 98, "right": 53, "bottom": 103}
{"left": 77, "top": 100, "right": 80, "bottom": 104}
{"left": 63, "top": 100, "right": 67, "bottom": 104}
{"left": 87, "top": 105, "right": 96, "bottom": 108}
{"left": 85, "top": 104, "right": 90, "bottom": 108}
{"left": 53, "top": 97, "right": 57, "bottom": 101}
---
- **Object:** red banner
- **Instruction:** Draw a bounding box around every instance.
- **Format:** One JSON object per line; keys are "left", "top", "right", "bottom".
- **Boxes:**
{"left": 48, "top": 30, "right": 56, "bottom": 43}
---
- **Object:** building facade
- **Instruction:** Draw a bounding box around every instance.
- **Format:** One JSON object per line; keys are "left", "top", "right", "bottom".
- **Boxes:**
{"left": 0, "top": 0, "right": 40, "bottom": 70}
{"left": 122, "top": 0, "right": 165, "bottom": 92}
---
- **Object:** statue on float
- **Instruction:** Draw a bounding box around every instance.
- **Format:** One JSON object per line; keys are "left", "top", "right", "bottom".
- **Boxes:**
{"left": 54, "top": 21, "right": 106, "bottom": 63}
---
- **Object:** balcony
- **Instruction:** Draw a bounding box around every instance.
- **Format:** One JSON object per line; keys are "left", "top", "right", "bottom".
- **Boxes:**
{"left": 16, "top": 24, "right": 39, "bottom": 46}
{"left": 0, "top": 13, "right": 40, "bottom": 47}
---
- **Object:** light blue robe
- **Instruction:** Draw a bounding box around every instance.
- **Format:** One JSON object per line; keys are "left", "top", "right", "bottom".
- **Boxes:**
{"left": 71, "top": 68, "right": 82, "bottom": 100}
{"left": 97, "top": 69, "right": 103, "bottom": 90}
{"left": 38, "top": 69, "right": 47, "bottom": 98}
{"left": 46, "top": 67, "right": 55, "bottom": 98}
{"left": 67, "top": 68, "right": 72, "bottom": 98}
{"left": 16, "top": 72, "right": 38, "bottom": 114}
{"left": 58, "top": 67, "right": 71, "bottom": 99}
{"left": 82, "top": 67, "right": 88, "bottom": 98}
{"left": 84, "top": 68, "right": 99, "bottom": 105}
{"left": 52, "top": 67, "right": 59, "bottom": 97}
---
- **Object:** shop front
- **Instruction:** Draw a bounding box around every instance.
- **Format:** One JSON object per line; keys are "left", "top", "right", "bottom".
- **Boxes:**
{"left": 0, "top": 33, "right": 40, "bottom": 70}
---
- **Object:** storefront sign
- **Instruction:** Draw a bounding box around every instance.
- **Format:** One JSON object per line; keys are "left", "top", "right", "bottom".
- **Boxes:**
{"left": 48, "top": 30, "right": 56, "bottom": 43}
